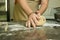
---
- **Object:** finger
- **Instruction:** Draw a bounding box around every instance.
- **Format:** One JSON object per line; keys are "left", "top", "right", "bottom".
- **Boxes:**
{"left": 28, "top": 20, "right": 31, "bottom": 28}
{"left": 30, "top": 19, "right": 36, "bottom": 28}
{"left": 26, "top": 20, "right": 30, "bottom": 28}
{"left": 32, "top": 16, "right": 39, "bottom": 25}
{"left": 34, "top": 12, "right": 40, "bottom": 20}
{"left": 26, "top": 22, "right": 27, "bottom": 27}
{"left": 36, "top": 15, "right": 40, "bottom": 20}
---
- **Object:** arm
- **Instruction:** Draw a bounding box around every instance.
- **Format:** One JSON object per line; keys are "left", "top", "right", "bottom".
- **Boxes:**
{"left": 17, "top": 0, "right": 38, "bottom": 27}
{"left": 17, "top": 0, "right": 33, "bottom": 16}
{"left": 37, "top": 0, "right": 49, "bottom": 15}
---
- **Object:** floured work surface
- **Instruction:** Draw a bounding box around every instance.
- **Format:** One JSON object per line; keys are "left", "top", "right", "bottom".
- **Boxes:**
{"left": 0, "top": 27, "right": 47, "bottom": 40}
{"left": 0, "top": 22, "right": 60, "bottom": 40}
{"left": 0, "top": 22, "right": 47, "bottom": 40}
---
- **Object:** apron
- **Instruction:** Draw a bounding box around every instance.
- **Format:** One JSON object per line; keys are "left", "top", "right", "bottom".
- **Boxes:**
{"left": 13, "top": 0, "right": 40, "bottom": 22}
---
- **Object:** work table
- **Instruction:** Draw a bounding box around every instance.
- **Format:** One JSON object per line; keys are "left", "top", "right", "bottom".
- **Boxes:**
{"left": 0, "top": 20, "right": 60, "bottom": 40}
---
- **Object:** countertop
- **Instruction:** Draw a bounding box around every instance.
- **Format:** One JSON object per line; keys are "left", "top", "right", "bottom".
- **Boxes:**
{"left": 0, "top": 20, "right": 60, "bottom": 40}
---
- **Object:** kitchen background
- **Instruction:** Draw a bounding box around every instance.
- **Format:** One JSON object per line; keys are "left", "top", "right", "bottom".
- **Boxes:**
{"left": 0, "top": 0, "right": 7, "bottom": 21}
{"left": 0, "top": 0, "right": 60, "bottom": 21}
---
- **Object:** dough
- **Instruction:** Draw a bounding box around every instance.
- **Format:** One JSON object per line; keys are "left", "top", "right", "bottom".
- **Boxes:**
{"left": 37, "top": 16, "right": 46, "bottom": 26}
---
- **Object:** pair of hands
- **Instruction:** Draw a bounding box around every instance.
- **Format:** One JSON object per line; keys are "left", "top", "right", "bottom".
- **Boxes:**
{"left": 26, "top": 11, "right": 40, "bottom": 28}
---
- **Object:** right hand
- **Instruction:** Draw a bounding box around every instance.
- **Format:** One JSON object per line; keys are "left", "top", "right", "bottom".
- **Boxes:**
{"left": 26, "top": 13, "right": 40, "bottom": 28}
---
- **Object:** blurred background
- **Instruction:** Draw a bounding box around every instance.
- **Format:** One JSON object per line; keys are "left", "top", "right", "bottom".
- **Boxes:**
{"left": 0, "top": 0, "right": 60, "bottom": 21}
{"left": 0, "top": 0, "right": 7, "bottom": 21}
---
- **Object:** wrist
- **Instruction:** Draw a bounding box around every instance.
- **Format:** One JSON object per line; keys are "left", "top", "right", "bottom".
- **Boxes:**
{"left": 36, "top": 11, "right": 42, "bottom": 15}
{"left": 28, "top": 12, "right": 35, "bottom": 17}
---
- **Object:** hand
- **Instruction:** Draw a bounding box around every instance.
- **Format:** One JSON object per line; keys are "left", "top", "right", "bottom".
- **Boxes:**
{"left": 36, "top": 11, "right": 41, "bottom": 16}
{"left": 26, "top": 13, "right": 40, "bottom": 28}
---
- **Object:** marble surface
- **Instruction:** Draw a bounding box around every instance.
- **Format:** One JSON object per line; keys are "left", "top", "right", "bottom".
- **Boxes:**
{"left": 0, "top": 20, "right": 60, "bottom": 40}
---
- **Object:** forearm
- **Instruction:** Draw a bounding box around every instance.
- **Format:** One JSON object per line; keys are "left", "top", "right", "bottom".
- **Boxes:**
{"left": 38, "top": 0, "right": 48, "bottom": 15}
{"left": 17, "top": 0, "right": 33, "bottom": 15}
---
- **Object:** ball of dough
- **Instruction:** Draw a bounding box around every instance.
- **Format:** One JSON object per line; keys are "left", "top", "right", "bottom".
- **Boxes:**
{"left": 37, "top": 16, "right": 46, "bottom": 26}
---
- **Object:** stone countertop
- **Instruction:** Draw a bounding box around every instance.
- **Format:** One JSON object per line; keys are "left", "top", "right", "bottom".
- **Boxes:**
{"left": 0, "top": 26, "right": 60, "bottom": 40}
{"left": 0, "top": 20, "right": 60, "bottom": 40}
